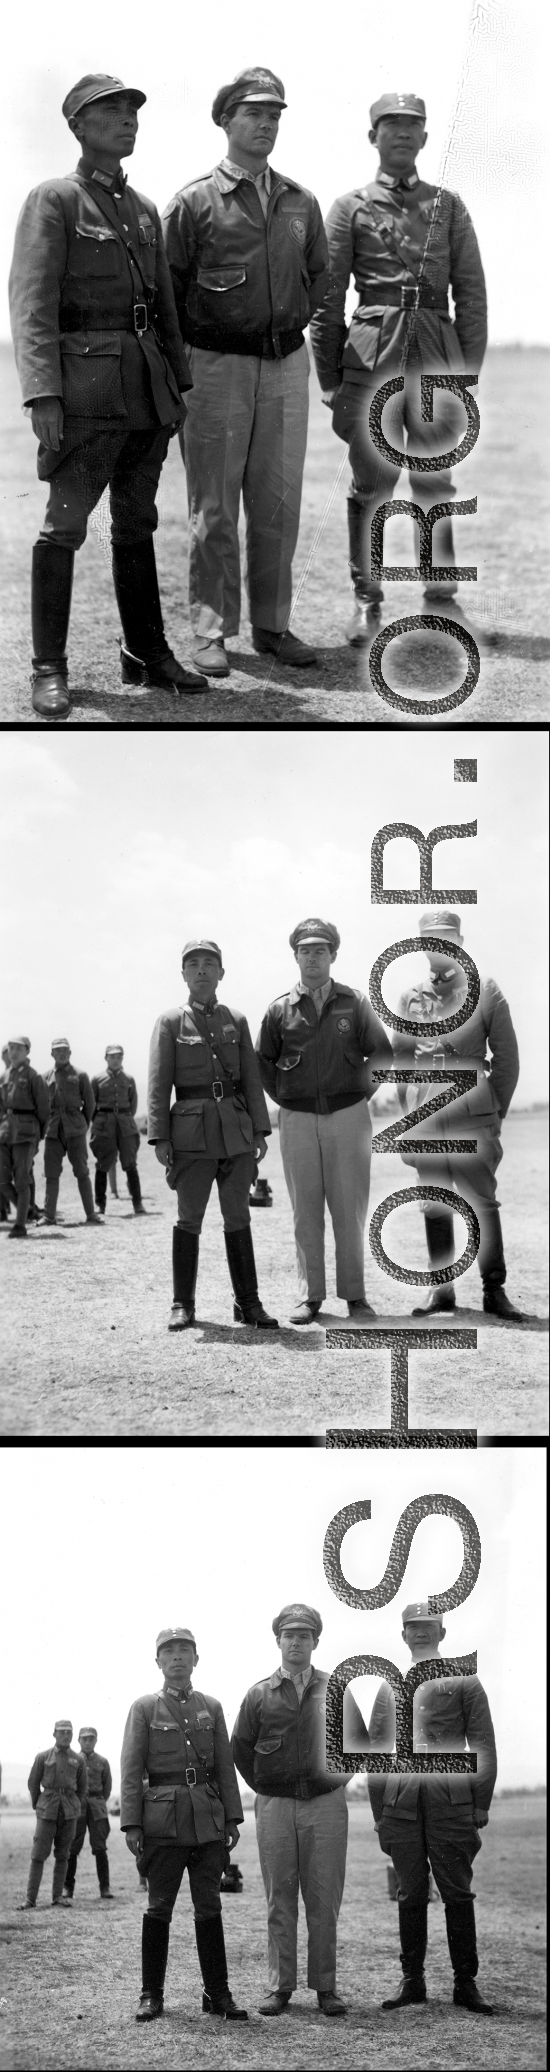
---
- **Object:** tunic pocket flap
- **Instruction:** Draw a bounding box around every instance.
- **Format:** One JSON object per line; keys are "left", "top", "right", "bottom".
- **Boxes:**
{"left": 196, "top": 266, "right": 247, "bottom": 291}
{"left": 75, "top": 225, "right": 118, "bottom": 243}
{"left": 60, "top": 333, "right": 122, "bottom": 361}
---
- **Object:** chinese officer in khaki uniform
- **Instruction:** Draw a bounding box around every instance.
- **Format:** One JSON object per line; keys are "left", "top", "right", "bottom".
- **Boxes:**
{"left": 309, "top": 92, "right": 487, "bottom": 642}
{"left": 9, "top": 73, "right": 208, "bottom": 715}
{"left": 63, "top": 1728, "right": 113, "bottom": 1901}
{"left": 120, "top": 1626, "right": 247, "bottom": 2022}
{"left": 148, "top": 938, "right": 278, "bottom": 1330}
{"left": 22, "top": 1722, "right": 87, "bottom": 1909}
{"left": 232, "top": 1603, "right": 368, "bottom": 2017}
{"left": 393, "top": 909, "right": 524, "bottom": 1319}
{"left": 368, "top": 1602, "right": 497, "bottom": 2014}
{"left": 0, "top": 1037, "right": 49, "bottom": 1238}
{"left": 256, "top": 919, "right": 393, "bottom": 1321}
{"left": 163, "top": 68, "right": 329, "bottom": 677}
{"left": 43, "top": 1039, "right": 102, "bottom": 1225}
{"left": 90, "top": 1044, "right": 144, "bottom": 1215}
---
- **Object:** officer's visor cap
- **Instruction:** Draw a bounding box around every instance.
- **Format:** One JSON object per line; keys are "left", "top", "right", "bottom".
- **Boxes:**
{"left": 181, "top": 939, "right": 222, "bottom": 964}
{"left": 156, "top": 1627, "right": 197, "bottom": 1651}
{"left": 62, "top": 75, "right": 146, "bottom": 123}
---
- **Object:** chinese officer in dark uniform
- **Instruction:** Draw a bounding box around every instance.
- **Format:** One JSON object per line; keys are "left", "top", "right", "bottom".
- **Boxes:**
{"left": 120, "top": 1626, "right": 247, "bottom": 2022}
{"left": 63, "top": 1727, "right": 113, "bottom": 1901}
{"left": 22, "top": 1721, "right": 87, "bottom": 1909}
{"left": 43, "top": 1037, "right": 102, "bottom": 1225}
{"left": 90, "top": 1044, "right": 144, "bottom": 1215}
{"left": 368, "top": 1601, "right": 497, "bottom": 2014}
{"left": 0, "top": 1037, "right": 49, "bottom": 1238}
{"left": 162, "top": 68, "right": 328, "bottom": 676}
{"left": 393, "top": 909, "right": 524, "bottom": 1318}
{"left": 9, "top": 73, "right": 209, "bottom": 715}
{"left": 256, "top": 919, "right": 393, "bottom": 1321}
{"left": 309, "top": 92, "right": 487, "bottom": 641}
{"left": 148, "top": 938, "right": 278, "bottom": 1331}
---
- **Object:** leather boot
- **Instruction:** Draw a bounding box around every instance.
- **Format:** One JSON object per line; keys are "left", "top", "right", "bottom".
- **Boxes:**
{"left": 224, "top": 1226, "right": 279, "bottom": 1328}
{"left": 445, "top": 1898, "right": 493, "bottom": 2013}
{"left": 25, "top": 1859, "right": 44, "bottom": 1906}
{"left": 78, "top": 1176, "right": 103, "bottom": 1224}
{"left": 94, "top": 1168, "right": 108, "bottom": 1214}
{"left": 347, "top": 494, "right": 384, "bottom": 605}
{"left": 479, "top": 1207, "right": 524, "bottom": 1318}
{"left": 43, "top": 1179, "right": 59, "bottom": 1224}
{"left": 168, "top": 1226, "right": 199, "bottom": 1329}
{"left": 63, "top": 1854, "right": 77, "bottom": 1898}
{"left": 382, "top": 1896, "right": 428, "bottom": 2007}
{"left": 31, "top": 541, "right": 74, "bottom": 716}
{"left": 136, "top": 1914, "right": 169, "bottom": 2021}
{"left": 52, "top": 1857, "right": 71, "bottom": 1903}
{"left": 112, "top": 540, "right": 209, "bottom": 694}
{"left": 126, "top": 1163, "right": 145, "bottom": 1213}
{"left": 195, "top": 1913, "right": 248, "bottom": 2019}
{"left": 95, "top": 1847, "right": 111, "bottom": 1895}
{"left": 412, "top": 1212, "right": 457, "bottom": 1314}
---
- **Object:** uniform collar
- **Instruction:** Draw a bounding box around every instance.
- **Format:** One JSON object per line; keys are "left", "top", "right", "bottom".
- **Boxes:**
{"left": 222, "top": 156, "right": 272, "bottom": 193}
{"left": 213, "top": 160, "right": 296, "bottom": 196}
{"left": 79, "top": 159, "right": 127, "bottom": 195}
{"left": 165, "top": 1681, "right": 193, "bottom": 1700}
{"left": 189, "top": 997, "right": 218, "bottom": 1013}
{"left": 376, "top": 168, "right": 420, "bottom": 190}
{"left": 269, "top": 1664, "right": 320, "bottom": 1689}
{"left": 296, "top": 977, "right": 333, "bottom": 1004}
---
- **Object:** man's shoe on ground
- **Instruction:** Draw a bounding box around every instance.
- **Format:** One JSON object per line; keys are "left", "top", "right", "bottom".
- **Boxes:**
{"left": 193, "top": 637, "right": 231, "bottom": 677}
{"left": 259, "top": 1991, "right": 292, "bottom": 2015}
{"left": 168, "top": 1302, "right": 196, "bottom": 1331}
{"left": 252, "top": 628, "right": 317, "bottom": 666}
{"left": 31, "top": 664, "right": 71, "bottom": 717}
{"left": 453, "top": 1978, "right": 493, "bottom": 2014}
{"left": 135, "top": 1993, "right": 164, "bottom": 2022}
{"left": 318, "top": 1989, "right": 347, "bottom": 2016}
{"left": 345, "top": 600, "right": 382, "bottom": 646}
{"left": 8, "top": 1224, "right": 28, "bottom": 1239}
{"left": 52, "top": 1896, "right": 72, "bottom": 1907}
{"left": 412, "top": 1287, "right": 457, "bottom": 1315}
{"left": 483, "top": 1285, "right": 525, "bottom": 1320}
{"left": 120, "top": 643, "right": 209, "bottom": 693}
{"left": 347, "top": 1298, "right": 377, "bottom": 1320}
{"left": 100, "top": 1890, "right": 114, "bottom": 1899}
{"left": 382, "top": 1976, "right": 427, "bottom": 2007}
{"left": 289, "top": 1299, "right": 322, "bottom": 1324}
{"left": 202, "top": 1989, "right": 248, "bottom": 2019}
{"left": 85, "top": 1214, "right": 104, "bottom": 1226}
{"left": 19, "top": 1901, "right": 36, "bottom": 1909}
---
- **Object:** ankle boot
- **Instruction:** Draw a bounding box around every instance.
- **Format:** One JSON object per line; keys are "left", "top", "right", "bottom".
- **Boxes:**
{"left": 136, "top": 1915, "right": 169, "bottom": 2020}
{"left": 382, "top": 1896, "right": 428, "bottom": 2007}
{"left": 412, "top": 1212, "right": 457, "bottom": 1314}
{"left": 31, "top": 541, "right": 74, "bottom": 716}
{"left": 478, "top": 1207, "right": 524, "bottom": 1318}
{"left": 168, "top": 1227, "right": 199, "bottom": 1329}
{"left": 445, "top": 1897, "right": 493, "bottom": 2013}
{"left": 112, "top": 540, "right": 209, "bottom": 694}
{"left": 126, "top": 1163, "right": 145, "bottom": 1213}
{"left": 78, "top": 1176, "right": 103, "bottom": 1224}
{"left": 94, "top": 1168, "right": 108, "bottom": 1213}
{"left": 224, "top": 1226, "right": 278, "bottom": 1327}
{"left": 195, "top": 1913, "right": 248, "bottom": 2019}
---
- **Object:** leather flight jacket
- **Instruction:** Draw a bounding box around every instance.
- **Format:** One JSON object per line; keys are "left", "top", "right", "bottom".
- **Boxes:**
{"left": 256, "top": 981, "right": 393, "bottom": 1113}
{"left": 231, "top": 1666, "right": 367, "bottom": 1799}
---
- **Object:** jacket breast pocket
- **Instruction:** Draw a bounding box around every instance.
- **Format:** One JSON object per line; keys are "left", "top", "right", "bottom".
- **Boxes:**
{"left": 68, "top": 227, "right": 122, "bottom": 278}
{"left": 175, "top": 1036, "right": 208, "bottom": 1080}
{"left": 142, "top": 1786, "right": 178, "bottom": 1841}
{"left": 170, "top": 1102, "right": 207, "bottom": 1153}
{"left": 194, "top": 265, "right": 247, "bottom": 326}
{"left": 60, "top": 335, "right": 126, "bottom": 419}
{"left": 275, "top": 1051, "right": 304, "bottom": 1099}
{"left": 344, "top": 311, "right": 383, "bottom": 374}
{"left": 254, "top": 1734, "right": 284, "bottom": 1783}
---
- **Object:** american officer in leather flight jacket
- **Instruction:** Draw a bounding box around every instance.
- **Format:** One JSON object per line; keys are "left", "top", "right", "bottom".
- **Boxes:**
{"left": 393, "top": 908, "right": 524, "bottom": 1320}
{"left": 9, "top": 72, "right": 208, "bottom": 715}
{"left": 256, "top": 918, "right": 393, "bottom": 1322}
{"left": 43, "top": 1037, "right": 101, "bottom": 1226}
{"left": 367, "top": 1602, "right": 497, "bottom": 2016}
{"left": 90, "top": 1044, "right": 144, "bottom": 1216}
{"left": 148, "top": 937, "right": 277, "bottom": 1332}
{"left": 120, "top": 1626, "right": 247, "bottom": 2023}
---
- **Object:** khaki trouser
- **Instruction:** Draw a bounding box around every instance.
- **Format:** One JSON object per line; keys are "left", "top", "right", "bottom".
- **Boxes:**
{"left": 255, "top": 1790, "right": 348, "bottom": 1993}
{"left": 279, "top": 1099, "right": 372, "bottom": 1302}
{"left": 182, "top": 344, "right": 309, "bottom": 636}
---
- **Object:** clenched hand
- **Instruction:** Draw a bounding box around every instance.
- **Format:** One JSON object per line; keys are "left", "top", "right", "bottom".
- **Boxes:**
{"left": 31, "top": 397, "right": 64, "bottom": 450}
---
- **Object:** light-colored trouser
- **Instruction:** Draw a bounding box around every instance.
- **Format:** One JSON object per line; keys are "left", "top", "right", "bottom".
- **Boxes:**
{"left": 183, "top": 344, "right": 310, "bottom": 637}
{"left": 255, "top": 1791, "right": 348, "bottom": 1992}
{"left": 279, "top": 1099, "right": 372, "bottom": 1302}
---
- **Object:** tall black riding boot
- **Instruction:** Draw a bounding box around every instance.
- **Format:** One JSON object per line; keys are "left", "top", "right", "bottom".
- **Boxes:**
{"left": 31, "top": 541, "right": 74, "bottom": 717}
{"left": 95, "top": 1167, "right": 108, "bottom": 1213}
{"left": 347, "top": 495, "right": 384, "bottom": 604}
{"left": 478, "top": 1205, "right": 524, "bottom": 1318}
{"left": 63, "top": 1853, "right": 77, "bottom": 1897}
{"left": 382, "top": 1895, "right": 428, "bottom": 2007}
{"left": 412, "top": 1211, "right": 457, "bottom": 1314}
{"left": 112, "top": 539, "right": 209, "bottom": 694}
{"left": 224, "top": 1226, "right": 278, "bottom": 1328}
{"left": 126, "top": 1162, "right": 145, "bottom": 1214}
{"left": 95, "top": 1847, "right": 111, "bottom": 1895}
{"left": 136, "top": 1915, "right": 170, "bottom": 2021}
{"left": 195, "top": 1913, "right": 248, "bottom": 2019}
{"left": 445, "top": 1897, "right": 493, "bottom": 2013}
{"left": 168, "top": 1227, "right": 199, "bottom": 1330}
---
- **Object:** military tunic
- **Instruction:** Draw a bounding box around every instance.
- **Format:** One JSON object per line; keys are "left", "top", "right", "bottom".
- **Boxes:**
{"left": 148, "top": 998, "right": 271, "bottom": 1231}
{"left": 65, "top": 1750, "right": 112, "bottom": 1893}
{"left": 44, "top": 1063, "right": 95, "bottom": 1185}
{"left": 368, "top": 1670, "right": 497, "bottom": 1903}
{"left": 393, "top": 970, "right": 520, "bottom": 1278}
{"left": 27, "top": 1746, "right": 88, "bottom": 1887}
{"left": 0, "top": 1061, "right": 49, "bottom": 1220}
{"left": 90, "top": 1067, "right": 140, "bottom": 1172}
{"left": 121, "top": 1682, "right": 243, "bottom": 1924}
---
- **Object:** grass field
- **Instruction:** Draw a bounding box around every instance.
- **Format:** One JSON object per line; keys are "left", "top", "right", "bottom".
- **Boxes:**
{"left": 0, "top": 1798, "right": 545, "bottom": 2070}
{"left": 1, "top": 344, "right": 549, "bottom": 725}
{"left": 0, "top": 1113, "right": 547, "bottom": 1437}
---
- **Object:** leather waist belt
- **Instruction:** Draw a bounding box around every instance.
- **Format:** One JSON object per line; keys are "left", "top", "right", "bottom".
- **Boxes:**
{"left": 60, "top": 309, "right": 156, "bottom": 336}
{"left": 96, "top": 1106, "right": 131, "bottom": 1113}
{"left": 148, "top": 1767, "right": 212, "bottom": 1788}
{"left": 175, "top": 1082, "right": 241, "bottom": 1103}
{"left": 186, "top": 325, "right": 304, "bottom": 359}
{"left": 356, "top": 283, "right": 448, "bottom": 311}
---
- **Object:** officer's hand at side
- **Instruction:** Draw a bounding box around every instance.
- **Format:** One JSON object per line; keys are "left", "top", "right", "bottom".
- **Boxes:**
{"left": 253, "top": 1135, "right": 268, "bottom": 1162}
{"left": 224, "top": 1822, "right": 240, "bottom": 1851}
{"left": 31, "top": 398, "right": 64, "bottom": 450}
{"left": 155, "top": 1140, "right": 173, "bottom": 1167}
{"left": 473, "top": 1808, "right": 489, "bottom": 1828}
{"left": 125, "top": 1827, "right": 144, "bottom": 1857}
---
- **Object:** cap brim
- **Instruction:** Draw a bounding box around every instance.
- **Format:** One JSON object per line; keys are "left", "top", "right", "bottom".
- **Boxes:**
{"left": 77, "top": 85, "right": 146, "bottom": 114}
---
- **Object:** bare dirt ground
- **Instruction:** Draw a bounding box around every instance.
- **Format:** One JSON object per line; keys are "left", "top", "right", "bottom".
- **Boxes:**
{"left": 0, "top": 1114, "right": 547, "bottom": 1438}
{"left": 1, "top": 345, "right": 548, "bottom": 726}
{"left": 0, "top": 1799, "right": 545, "bottom": 2071}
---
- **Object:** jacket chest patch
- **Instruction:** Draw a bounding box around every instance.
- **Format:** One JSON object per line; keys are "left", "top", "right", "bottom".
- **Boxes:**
{"left": 335, "top": 1017, "right": 351, "bottom": 1033}
{"left": 288, "top": 217, "right": 306, "bottom": 243}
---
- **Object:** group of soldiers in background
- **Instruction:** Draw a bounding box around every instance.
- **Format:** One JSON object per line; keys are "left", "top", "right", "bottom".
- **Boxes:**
{"left": 0, "top": 1038, "right": 144, "bottom": 1233}
{"left": 9, "top": 67, "right": 487, "bottom": 714}
{"left": 20, "top": 1610, "right": 498, "bottom": 2023}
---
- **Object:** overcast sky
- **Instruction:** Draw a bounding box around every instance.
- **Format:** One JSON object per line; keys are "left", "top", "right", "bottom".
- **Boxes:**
{"left": 0, "top": 729, "right": 547, "bottom": 1108}
{"left": 0, "top": 1444, "right": 545, "bottom": 1790}
{"left": 1, "top": 0, "right": 547, "bottom": 344}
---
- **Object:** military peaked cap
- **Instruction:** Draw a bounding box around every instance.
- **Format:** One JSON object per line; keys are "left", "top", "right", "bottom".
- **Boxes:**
{"left": 78, "top": 1726, "right": 98, "bottom": 1736}
{"left": 156, "top": 1626, "right": 197, "bottom": 1650}
{"left": 212, "top": 68, "right": 287, "bottom": 127}
{"left": 370, "top": 92, "right": 426, "bottom": 126}
{"left": 418, "top": 910, "right": 462, "bottom": 936}
{"left": 8, "top": 1035, "right": 31, "bottom": 1049}
{"left": 289, "top": 918, "right": 340, "bottom": 953}
{"left": 402, "top": 1601, "right": 443, "bottom": 1624}
{"left": 181, "top": 939, "right": 223, "bottom": 964}
{"left": 62, "top": 74, "right": 146, "bottom": 123}
{"left": 272, "top": 1602, "right": 323, "bottom": 1641}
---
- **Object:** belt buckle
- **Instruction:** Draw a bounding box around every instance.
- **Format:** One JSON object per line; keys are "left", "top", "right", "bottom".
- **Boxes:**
{"left": 212, "top": 1079, "right": 224, "bottom": 1102}
{"left": 134, "top": 302, "right": 148, "bottom": 335}
{"left": 185, "top": 1766, "right": 197, "bottom": 1788}
{"left": 401, "top": 284, "right": 419, "bottom": 310}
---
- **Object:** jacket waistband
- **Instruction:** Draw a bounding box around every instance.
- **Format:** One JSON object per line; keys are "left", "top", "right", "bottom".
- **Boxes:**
{"left": 186, "top": 325, "right": 304, "bottom": 359}
{"left": 175, "top": 1082, "right": 242, "bottom": 1102}
{"left": 356, "top": 282, "right": 448, "bottom": 312}
{"left": 279, "top": 1092, "right": 365, "bottom": 1115}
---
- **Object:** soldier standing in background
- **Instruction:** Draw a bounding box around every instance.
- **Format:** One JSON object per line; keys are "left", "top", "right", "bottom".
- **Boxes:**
{"left": 21, "top": 1721, "right": 87, "bottom": 1909}
{"left": 63, "top": 1728, "right": 113, "bottom": 1902}
{"left": 43, "top": 1039, "right": 102, "bottom": 1225}
{"left": 0, "top": 1037, "right": 49, "bottom": 1239}
{"left": 90, "top": 1044, "right": 145, "bottom": 1215}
